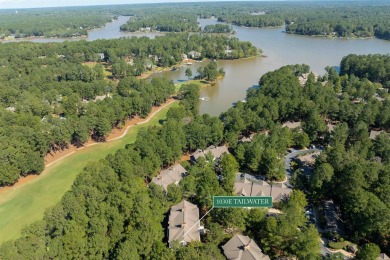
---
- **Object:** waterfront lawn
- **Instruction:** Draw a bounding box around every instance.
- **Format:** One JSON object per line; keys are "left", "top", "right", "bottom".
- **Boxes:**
{"left": 0, "top": 102, "right": 177, "bottom": 245}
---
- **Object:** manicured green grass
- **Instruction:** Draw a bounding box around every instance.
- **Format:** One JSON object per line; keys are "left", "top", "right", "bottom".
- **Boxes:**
{"left": 328, "top": 241, "right": 352, "bottom": 250}
{"left": 175, "top": 79, "right": 209, "bottom": 91}
{"left": 0, "top": 102, "right": 177, "bottom": 245}
{"left": 82, "top": 62, "right": 112, "bottom": 79}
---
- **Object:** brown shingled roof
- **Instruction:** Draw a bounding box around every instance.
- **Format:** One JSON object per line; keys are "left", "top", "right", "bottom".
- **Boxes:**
{"left": 168, "top": 200, "right": 200, "bottom": 247}
{"left": 222, "top": 234, "right": 270, "bottom": 260}
{"left": 234, "top": 177, "right": 291, "bottom": 203}
{"left": 151, "top": 164, "right": 187, "bottom": 191}
{"left": 191, "top": 145, "right": 230, "bottom": 161}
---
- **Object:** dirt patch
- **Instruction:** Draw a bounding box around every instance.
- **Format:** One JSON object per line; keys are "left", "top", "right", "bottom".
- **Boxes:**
{"left": 45, "top": 145, "right": 79, "bottom": 166}
{"left": 0, "top": 175, "right": 38, "bottom": 194}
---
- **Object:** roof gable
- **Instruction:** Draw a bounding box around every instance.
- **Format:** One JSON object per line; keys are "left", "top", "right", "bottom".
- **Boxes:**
{"left": 222, "top": 234, "right": 270, "bottom": 260}
{"left": 168, "top": 200, "right": 200, "bottom": 245}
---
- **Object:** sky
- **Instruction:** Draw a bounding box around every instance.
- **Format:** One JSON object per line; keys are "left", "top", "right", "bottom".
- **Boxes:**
{"left": 0, "top": 0, "right": 277, "bottom": 10}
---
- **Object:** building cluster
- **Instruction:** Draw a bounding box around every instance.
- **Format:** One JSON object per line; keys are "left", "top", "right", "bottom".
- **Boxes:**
{"left": 168, "top": 199, "right": 270, "bottom": 259}
{"left": 149, "top": 145, "right": 283, "bottom": 258}
{"left": 234, "top": 177, "right": 292, "bottom": 203}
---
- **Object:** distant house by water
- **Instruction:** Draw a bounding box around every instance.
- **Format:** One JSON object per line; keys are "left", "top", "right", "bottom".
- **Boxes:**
{"left": 188, "top": 51, "right": 201, "bottom": 59}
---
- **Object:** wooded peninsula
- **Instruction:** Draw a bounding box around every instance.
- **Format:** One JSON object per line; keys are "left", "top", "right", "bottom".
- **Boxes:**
{"left": 0, "top": 1, "right": 389, "bottom": 260}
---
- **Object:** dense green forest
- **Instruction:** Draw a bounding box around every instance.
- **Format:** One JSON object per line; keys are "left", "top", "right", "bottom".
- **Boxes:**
{"left": 340, "top": 54, "right": 390, "bottom": 86}
{"left": 0, "top": 33, "right": 258, "bottom": 186}
{"left": 120, "top": 14, "right": 200, "bottom": 33}
{"left": 284, "top": 5, "right": 390, "bottom": 40}
{"left": 0, "top": 84, "right": 321, "bottom": 259}
{"left": 0, "top": 6, "right": 117, "bottom": 38}
{"left": 0, "top": 2, "right": 389, "bottom": 258}
{"left": 1, "top": 53, "right": 389, "bottom": 257}
{"left": 215, "top": 2, "right": 390, "bottom": 40}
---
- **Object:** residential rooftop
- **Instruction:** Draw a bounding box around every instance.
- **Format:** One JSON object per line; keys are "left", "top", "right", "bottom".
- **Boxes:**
{"left": 168, "top": 200, "right": 200, "bottom": 247}
{"left": 151, "top": 164, "right": 187, "bottom": 191}
{"left": 234, "top": 175, "right": 292, "bottom": 202}
{"left": 191, "top": 145, "right": 230, "bottom": 161}
{"left": 222, "top": 234, "right": 270, "bottom": 260}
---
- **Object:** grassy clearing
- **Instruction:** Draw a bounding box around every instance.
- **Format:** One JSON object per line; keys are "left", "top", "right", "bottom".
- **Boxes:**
{"left": 82, "top": 61, "right": 112, "bottom": 79}
{"left": 0, "top": 102, "right": 178, "bottom": 245}
{"left": 175, "top": 78, "right": 217, "bottom": 91}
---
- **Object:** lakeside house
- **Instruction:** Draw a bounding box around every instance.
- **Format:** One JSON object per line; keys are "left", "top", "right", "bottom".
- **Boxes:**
{"left": 151, "top": 164, "right": 187, "bottom": 191}
{"left": 191, "top": 145, "right": 230, "bottom": 162}
{"left": 222, "top": 234, "right": 270, "bottom": 260}
{"left": 188, "top": 51, "right": 201, "bottom": 59}
{"left": 234, "top": 176, "right": 292, "bottom": 203}
{"left": 168, "top": 200, "right": 201, "bottom": 247}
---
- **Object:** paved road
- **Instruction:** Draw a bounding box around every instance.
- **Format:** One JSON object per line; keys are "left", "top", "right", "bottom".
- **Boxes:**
{"left": 320, "top": 238, "right": 334, "bottom": 256}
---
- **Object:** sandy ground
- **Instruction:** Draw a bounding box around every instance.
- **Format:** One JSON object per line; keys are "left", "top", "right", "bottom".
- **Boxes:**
{"left": 0, "top": 99, "right": 175, "bottom": 194}
{"left": 180, "top": 154, "right": 191, "bottom": 162}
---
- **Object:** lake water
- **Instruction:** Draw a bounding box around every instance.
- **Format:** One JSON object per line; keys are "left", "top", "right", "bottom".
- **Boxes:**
{"left": 152, "top": 18, "right": 390, "bottom": 115}
{"left": 3, "top": 16, "right": 163, "bottom": 43}
{"left": 4, "top": 16, "right": 390, "bottom": 115}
